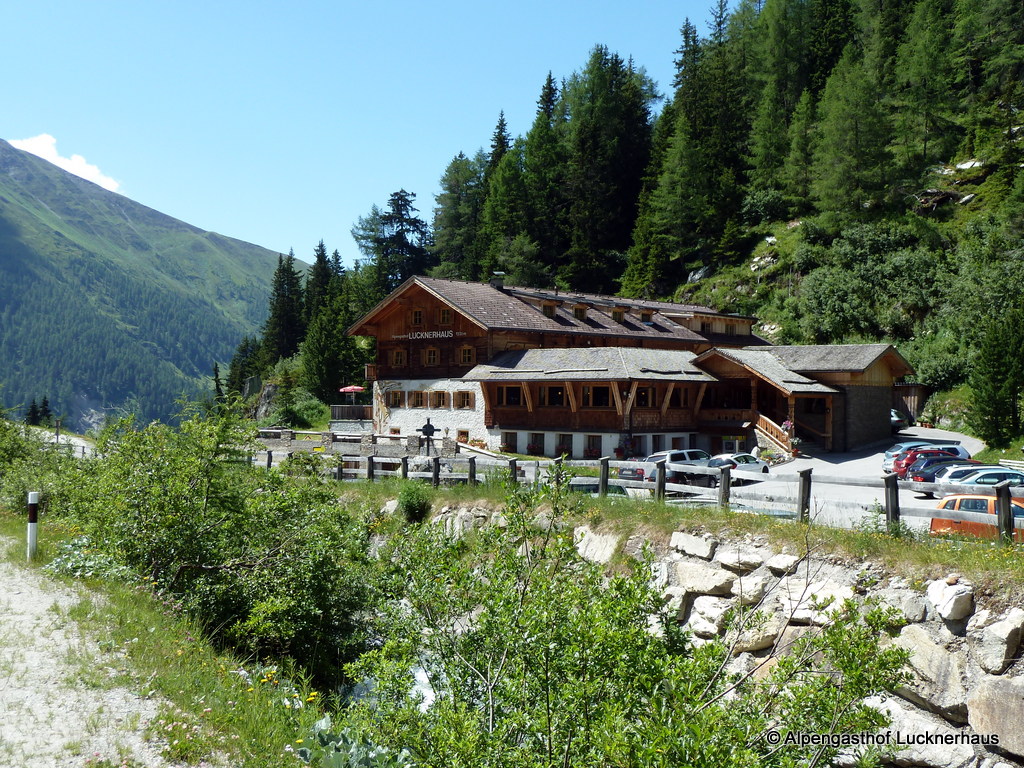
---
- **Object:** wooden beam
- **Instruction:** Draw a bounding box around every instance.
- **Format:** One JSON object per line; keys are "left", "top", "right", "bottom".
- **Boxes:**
{"left": 564, "top": 381, "right": 577, "bottom": 412}
{"left": 694, "top": 383, "right": 707, "bottom": 417}
{"left": 611, "top": 384, "right": 624, "bottom": 417}
{"left": 523, "top": 383, "right": 534, "bottom": 413}
{"left": 624, "top": 381, "right": 638, "bottom": 417}
{"left": 661, "top": 382, "right": 676, "bottom": 416}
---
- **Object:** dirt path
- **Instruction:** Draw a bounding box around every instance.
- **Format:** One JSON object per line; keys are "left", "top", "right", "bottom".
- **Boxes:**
{"left": 0, "top": 551, "right": 168, "bottom": 767}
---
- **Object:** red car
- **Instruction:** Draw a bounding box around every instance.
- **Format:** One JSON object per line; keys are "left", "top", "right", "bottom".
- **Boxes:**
{"left": 893, "top": 448, "right": 957, "bottom": 479}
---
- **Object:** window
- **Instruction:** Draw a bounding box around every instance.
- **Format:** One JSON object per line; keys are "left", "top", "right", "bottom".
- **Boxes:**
{"left": 412, "top": 309, "right": 423, "bottom": 326}
{"left": 391, "top": 349, "right": 407, "bottom": 367}
{"left": 460, "top": 346, "right": 476, "bottom": 365}
{"left": 585, "top": 434, "right": 602, "bottom": 458}
{"left": 457, "top": 429, "right": 469, "bottom": 443}
{"left": 556, "top": 434, "right": 573, "bottom": 456}
{"left": 498, "top": 386, "right": 523, "bottom": 406}
{"left": 528, "top": 433, "right": 545, "bottom": 455}
{"left": 439, "top": 308, "right": 453, "bottom": 325}
{"left": 651, "top": 434, "right": 664, "bottom": 453}
{"left": 635, "top": 387, "right": 655, "bottom": 408}
{"left": 669, "top": 388, "right": 689, "bottom": 408}
{"left": 701, "top": 321, "right": 712, "bottom": 335}
{"left": 540, "top": 385, "right": 565, "bottom": 407}
{"left": 573, "top": 305, "right": 587, "bottom": 321}
{"left": 431, "top": 391, "right": 449, "bottom": 409}
{"left": 612, "top": 308, "right": 625, "bottom": 323}
{"left": 582, "top": 386, "right": 611, "bottom": 407}
{"left": 542, "top": 304, "right": 556, "bottom": 318}
{"left": 390, "top": 427, "right": 401, "bottom": 435}
{"left": 409, "top": 391, "right": 426, "bottom": 408}
{"left": 386, "top": 390, "right": 404, "bottom": 408}
{"left": 501, "top": 432, "right": 518, "bottom": 453}
{"left": 725, "top": 322, "right": 737, "bottom": 336}
{"left": 640, "top": 311, "right": 653, "bottom": 323}
{"left": 424, "top": 347, "right": 439, "bottom": 366}
{"left": 455, "top": 391, "right": 475, "bottom": 409}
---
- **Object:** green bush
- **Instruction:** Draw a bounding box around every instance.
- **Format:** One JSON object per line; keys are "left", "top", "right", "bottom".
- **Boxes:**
{"left": 397, "top": 481, "right": 431, "bottom": 524}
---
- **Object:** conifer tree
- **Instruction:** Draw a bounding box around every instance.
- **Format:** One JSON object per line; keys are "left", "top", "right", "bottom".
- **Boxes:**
{"left": 38, "top": 396, "right": 52, "bottom": 427}
{"left": 261, "top": 252, "right": 306, "bottom": 364}
{"left": 304, "top": 240, "right": 333, "bottom": 325}
{"left": 432, "top": 151, "right": 488, "bottom": 280}
{"left": 25, "top": 398, "right": 40, "bottom": 426}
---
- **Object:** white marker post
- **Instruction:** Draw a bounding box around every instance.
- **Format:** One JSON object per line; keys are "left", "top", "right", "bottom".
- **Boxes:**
{"left": 27, "top": 492, "right": 39, "bottom": 561}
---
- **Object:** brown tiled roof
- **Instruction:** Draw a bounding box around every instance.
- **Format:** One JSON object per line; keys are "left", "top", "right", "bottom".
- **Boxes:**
{"left": 752, "top": 344, "right": 913, "bottom": 376}
{"left": 701, "top": 348, "right": 837, "bottom": 395}
{"left": 397, "top": 276, "right": 756, "bottom": 345}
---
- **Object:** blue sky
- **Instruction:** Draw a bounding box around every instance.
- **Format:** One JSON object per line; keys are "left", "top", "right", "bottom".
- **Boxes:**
{"left": 5, "top": 1, "right": 708, "bottom": 266}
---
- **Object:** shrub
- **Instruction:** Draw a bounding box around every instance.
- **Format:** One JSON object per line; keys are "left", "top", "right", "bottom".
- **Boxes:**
{"left": 397, "top": 481, "right": 431, "bottom": 524}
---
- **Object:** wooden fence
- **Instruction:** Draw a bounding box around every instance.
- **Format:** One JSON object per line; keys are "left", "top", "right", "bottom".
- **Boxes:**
{"left": 252, "top": 450, "right": 1024, "bottom": 542}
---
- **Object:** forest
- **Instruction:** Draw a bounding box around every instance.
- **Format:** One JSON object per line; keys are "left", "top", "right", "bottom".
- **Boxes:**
{"left": 239, "top": 0, "right": 1024, "bottom": 446}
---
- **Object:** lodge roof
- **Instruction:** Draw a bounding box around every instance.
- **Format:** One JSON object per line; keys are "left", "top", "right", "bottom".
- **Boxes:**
{"left": 697, "top": 348, "right": 838, "bottom": 395}
{"left": 755, "top": 344, "right": 913, "bottom": 377}
{"left": 348, "top": 276, "right": 766, "bottom": 346}
{"left": 464, "top": 347, "right": 716, "bottom": 383}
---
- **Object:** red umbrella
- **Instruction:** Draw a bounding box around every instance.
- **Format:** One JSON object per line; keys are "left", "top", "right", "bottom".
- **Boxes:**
{"left": 339, "top": 384, "right": 365, "bottom": 404}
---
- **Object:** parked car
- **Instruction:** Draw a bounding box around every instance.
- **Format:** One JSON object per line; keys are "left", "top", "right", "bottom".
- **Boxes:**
{"left": 893, "top": 448, "right": 959, "bottom": 479}
{"left": 883, "top": 439, "right": 963, "bottom": 472}
{"left": 708, "top": 453, "right": 770, "bottom": 473}
{"left": 934, "top": 463, "right": 992, "bottom": 485}
{"left": 930, "top": 494, "right": 1024, "bottom": 541}
{"left": 617, "top": 449, "right": 712, "bottom": 481}
{"left": 908, "top": 459, "right": 982, "bottom": 497}
{"left": 568, "top": 479, "right": 630, "bottom": 497}
{"left": 891, "top": 409, "right": 909, "bottom": 433}
{"left": 942, "top": 467, "right": 1024, "bottom": 488}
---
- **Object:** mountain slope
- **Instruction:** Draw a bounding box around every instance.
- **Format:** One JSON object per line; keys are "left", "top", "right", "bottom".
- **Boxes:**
{"left": 0, "top": 139, "right": 282, "bottom": 430}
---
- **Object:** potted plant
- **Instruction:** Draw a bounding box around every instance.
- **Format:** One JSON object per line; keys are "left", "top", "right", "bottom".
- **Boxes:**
{"left": 790, "top": 437, "right": 803, "bottom": 456}
{"left": 527, "top": 442, "right": 543, "bottom": 455}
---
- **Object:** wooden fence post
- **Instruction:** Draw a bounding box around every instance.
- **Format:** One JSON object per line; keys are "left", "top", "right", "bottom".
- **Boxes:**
{"left": 401, "top": 455, "right": 409, "bottom": 479}
{"left": 468, "top": 456, "right": 477, "bottom": 485}
{"left": 266, "top": 450, "right": 273, "bottom": 469}
{"left": 996, "top": 481, "right": 1013, "bottom": 543}
{"left": 717, "top": 467, "right": 731, "bottom": 507}
{"left": 599, "top": 457, "right": 610, "bottom": 497}
{"left": 553, "top": 456, "right": 563, "bottom": 488}
{"left": 432, "top": 456, "right": 441, "bottom": 487}
{"left": 366, "top": 455, "right": 375, "bottom": 482}
{"left": 508, "top": 459, "right": 518, "bottom": 485}
{"left": 797, "top": 468, "right": 813, "bottom": 523}
{"left": 336, "top": 456, "right": 343, "bottom": 481}
{"left": 655, "top": 460, "right": 667, "bottom": 502}
{"left": 883, "top": 473, "right": 900, "bottom": 531}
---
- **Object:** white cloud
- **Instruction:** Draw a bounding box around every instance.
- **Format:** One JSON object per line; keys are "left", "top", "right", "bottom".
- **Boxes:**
{"left": 10, "top": 134, "right": 121, "bottom": 192}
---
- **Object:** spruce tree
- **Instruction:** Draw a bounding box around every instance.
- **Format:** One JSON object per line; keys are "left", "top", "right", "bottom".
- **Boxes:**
{"left": 261, "top": 252, "right": 306, "bottom": 364}
{"left": 305, "top": 240, "right": 333, "bottom": 325}
{"left": 38, "top": 396, "right": 52, "bottom": 427}
{"left": 25, "top": 398, "right": 40, "bottom": 426}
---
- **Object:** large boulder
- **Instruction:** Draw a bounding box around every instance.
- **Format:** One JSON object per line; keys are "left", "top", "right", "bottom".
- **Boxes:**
{"left": 573, "top": 526, "right": 620, "bottom": 564}
{"left": 689, "top": 596, "right": 732, "bottom": 638}
{"left": 862, "top": 695, "right": 978, "bottom": 768}
{"left": 673, "top": 561, "right": 736, "bottom": 597}
{"left": 893, "top": 624, "right": 968, "bottom": 723}
{"left": 669, "top": 532, "right": 717, "bottom": 560}
{"left": 967, "top": 608, "right": 1024, "bottom": 675}
{"left": 926, "top": 579, "right": 975, "bottom": 622}
{"left": 777, "top": 577, "right": 854, "bottom": 625}
{"left": 967, "top": 676, "right": 1024, "bottom": 759}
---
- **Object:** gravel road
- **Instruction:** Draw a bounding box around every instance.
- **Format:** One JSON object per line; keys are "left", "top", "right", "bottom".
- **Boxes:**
{"left": 0, "top": 549, "right": 168, "bottom": 767}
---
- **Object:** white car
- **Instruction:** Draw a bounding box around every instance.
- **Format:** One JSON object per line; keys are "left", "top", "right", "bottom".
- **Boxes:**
{"left": 943, "top": 467, "right": 1024, "bottom": 488}
{"left": 708, "top": 453, "right": 770, "bottom": 473}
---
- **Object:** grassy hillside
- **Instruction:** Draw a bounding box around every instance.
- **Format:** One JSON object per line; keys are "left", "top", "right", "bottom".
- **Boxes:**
{"left": 0, "top": 139, "right": 283, "bottom": 429}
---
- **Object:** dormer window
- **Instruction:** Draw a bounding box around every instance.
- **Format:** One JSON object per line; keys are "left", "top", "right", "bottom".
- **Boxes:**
{"left": 542, "top": 304, "right": 556, "bottom": 319}
{"left": 573, "top": 305, "right": 588, "bottom": 321}
{"left": 612, "top": 308, "right": 626, "bottom": 323}
{"left": 640, "top": 310, "right": 653, "bottom": 324}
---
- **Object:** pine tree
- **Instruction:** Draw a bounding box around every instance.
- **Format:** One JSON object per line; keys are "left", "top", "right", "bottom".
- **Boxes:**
{"left": 969, "top": 309, "right": 1024, "bottom": 446}
{"left": 354, "top": 191, "right": 433, "bottom": 298}
{"left": 486, "top": 112, "right": 512, "bottom": 183}
{"left": 226, "top": 335, "right": 263, "bottom": 394}
{"left": 261, "top": 252, "right": 306, "bottom": 364}
{"left": 38, "top": 396, "right": 52, "bottom": 427}
{"left": 432, "top": 151, "right": 488, "bottom": 280}
{"left": 304, "top": 240, "right": 333, "bottom": 325}
{"left": 25, "top": 398, "right": 40, "bottom": 426}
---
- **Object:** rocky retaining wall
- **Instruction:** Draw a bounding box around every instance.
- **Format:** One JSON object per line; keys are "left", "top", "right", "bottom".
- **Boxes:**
{"left": 427, "top": 503, "right": 1024, "bottom": 768}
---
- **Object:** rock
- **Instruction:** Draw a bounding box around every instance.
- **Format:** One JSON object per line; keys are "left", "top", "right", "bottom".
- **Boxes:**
{"left": 380, "top": 499, "right": 400, "bottom": 516}
{"left": 623, "top": 534, "right": 651, "bottom": 560}
{"left": 731, "top": 573, "right": 770, "bottom": 605}
{"left": 765, "top": 553, "right": 800, "bottom": 575}
{"left": 650, "top": 561, "right": 669, "bottom": 592}
{"left": 778, "top": 578, "right": 854, "bottom": 625}
{"left": 901, "top": 595, "right": 929, "bottom": 624}
{"left": 669, "top": 532, "right": 717, "bottom": 560}
{"left": 864, "top": 695, "right": 977, "bottom": 768}
{"left": 968, "top": 676, "right": 1024, "bottom": 759}
{"left": 968, "top": 608, "right": 1024, "bottom": 675}
{"left": 893, "top": 624, "right": 968, "bottom": 723}
{"left": 730, "top": 609, "right": 786, "bottom": 653}
{"left": 573, "top": 526, "right": 620, "bottom": 564}
{"left": 689, "top": 596, "right": 732, "bottom": 638}
{"left": 661, "top": 586, "right": 692, "bottom": 622}
{"left": 673, "top": 561, "right": 735, "bottom": 597}
{"left": 926, "top": 579, "right": 975, "bottom": 622}
{"left": 714, "top": 547, "right": 764, "bottom": 573}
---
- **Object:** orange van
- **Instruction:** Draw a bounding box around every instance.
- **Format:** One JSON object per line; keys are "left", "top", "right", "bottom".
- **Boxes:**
{"left": 930, "top": 494, "right": 1024, "bottom": 541}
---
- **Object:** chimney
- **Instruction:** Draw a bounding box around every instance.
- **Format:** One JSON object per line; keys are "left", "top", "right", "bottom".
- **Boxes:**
{"left": 489, "top": 271, "right": 506, "bottom": 290}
